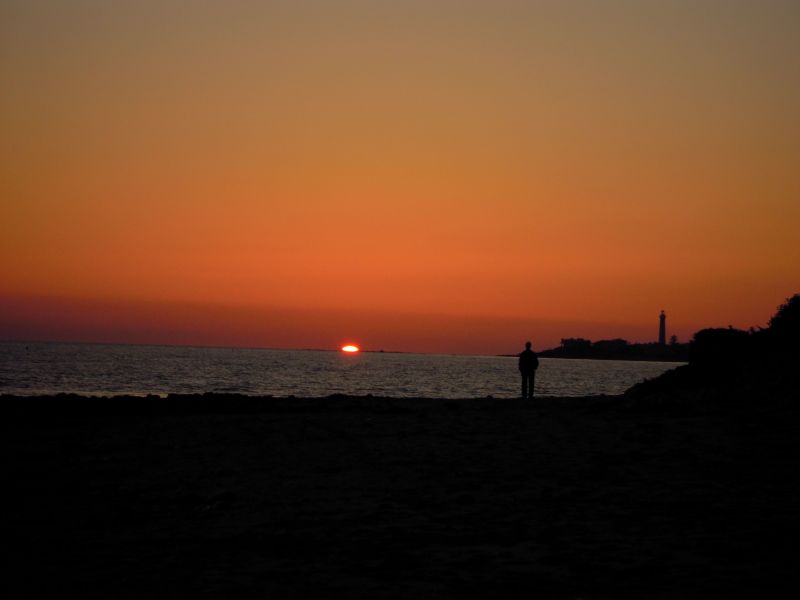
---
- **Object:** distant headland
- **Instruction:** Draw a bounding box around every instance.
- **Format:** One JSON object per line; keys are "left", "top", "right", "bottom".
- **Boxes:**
{"left": 539, "top": 337, "right": 689, "bottom": 362}
{"left": 538, "top": 310, "right": 689, "bottom": 362}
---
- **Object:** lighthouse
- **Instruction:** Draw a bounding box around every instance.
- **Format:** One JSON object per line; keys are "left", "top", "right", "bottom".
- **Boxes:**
{"left": 658, "top": 310, "right": 666, "bottom": 345}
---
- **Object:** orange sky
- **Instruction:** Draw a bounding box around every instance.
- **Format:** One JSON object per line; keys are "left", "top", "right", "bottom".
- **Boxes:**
{"left": 2, "top": 1, "right": 799, "bottom": 353}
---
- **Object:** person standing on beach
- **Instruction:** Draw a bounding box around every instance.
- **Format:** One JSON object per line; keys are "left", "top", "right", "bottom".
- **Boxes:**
{"left": 518, "top": 341, "right": 539, "bottom": 399}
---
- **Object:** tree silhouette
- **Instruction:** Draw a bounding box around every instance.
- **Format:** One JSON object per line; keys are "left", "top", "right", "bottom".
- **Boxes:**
{"left": 768, "top": 294, "right": 800, "bottom": 336}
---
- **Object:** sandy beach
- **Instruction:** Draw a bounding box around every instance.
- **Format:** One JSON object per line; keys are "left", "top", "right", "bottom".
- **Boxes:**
{"left": 5, "top": 391, "right": 799, "bottom": 598}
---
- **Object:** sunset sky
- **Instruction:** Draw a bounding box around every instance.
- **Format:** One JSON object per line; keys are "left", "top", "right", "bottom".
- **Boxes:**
{"left": 2, "top": 0, "right": 799, "bottom": 354}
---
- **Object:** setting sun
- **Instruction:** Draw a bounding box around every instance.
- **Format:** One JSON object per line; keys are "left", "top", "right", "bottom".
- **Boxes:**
{"left": 341, "top": 345, "right": 360, "bottom": 353}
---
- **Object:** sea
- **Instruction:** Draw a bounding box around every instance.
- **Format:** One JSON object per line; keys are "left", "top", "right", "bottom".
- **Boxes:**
{"left": 0, "top": 341, "right": 683, "bottom": 398}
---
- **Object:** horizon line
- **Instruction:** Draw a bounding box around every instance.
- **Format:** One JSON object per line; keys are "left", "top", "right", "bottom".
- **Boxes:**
{"left": 1, "top": 336, "right": 684, "bottom": 358}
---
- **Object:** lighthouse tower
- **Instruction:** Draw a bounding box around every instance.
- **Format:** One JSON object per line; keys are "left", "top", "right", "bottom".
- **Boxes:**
{"left": 658, "top": 310, "right": 666, "bottom": 345}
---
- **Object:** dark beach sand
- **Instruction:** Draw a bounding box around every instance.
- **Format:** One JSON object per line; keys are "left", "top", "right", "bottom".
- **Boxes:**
{"left": 5, "top": 393, "right": 799, "bottom": 598}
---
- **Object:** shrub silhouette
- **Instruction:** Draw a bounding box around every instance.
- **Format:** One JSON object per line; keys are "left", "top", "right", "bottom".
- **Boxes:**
{"left": 768, "top": 294, "right": 800, "bottom": 343}
{"left": 690, "top": 327, "right": 751, "bottom": 371}
{"left": 690, "top": 293, "right": 800, "bottom": 371}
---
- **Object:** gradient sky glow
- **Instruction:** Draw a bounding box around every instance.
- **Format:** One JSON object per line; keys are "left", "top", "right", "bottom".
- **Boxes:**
{"left": 2, "top": 0, "right": 799, "bottom": 353}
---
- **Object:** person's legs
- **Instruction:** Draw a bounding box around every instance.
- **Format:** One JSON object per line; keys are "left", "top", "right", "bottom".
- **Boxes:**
{"left": 522, "top": 374, "right": 535, "bottom": 399}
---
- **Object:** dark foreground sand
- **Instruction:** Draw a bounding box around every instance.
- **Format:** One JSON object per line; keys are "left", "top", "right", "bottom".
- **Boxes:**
{"left": 5, "top": 393, "right": 800, "bottom": 598}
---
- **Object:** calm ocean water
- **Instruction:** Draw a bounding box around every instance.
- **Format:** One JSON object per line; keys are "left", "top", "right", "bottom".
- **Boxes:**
{"left": 0, "top": 342, "right": 682, "bottom": 398}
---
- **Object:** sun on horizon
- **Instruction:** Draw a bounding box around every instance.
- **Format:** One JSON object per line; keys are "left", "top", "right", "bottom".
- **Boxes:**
{"left": 341, "top": 345, "right": 360, "bottom": 353}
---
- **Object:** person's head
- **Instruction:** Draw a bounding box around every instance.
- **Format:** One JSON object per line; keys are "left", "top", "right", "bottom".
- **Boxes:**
{"left": 525, "top": 341, "right": 532, "bottom": 350}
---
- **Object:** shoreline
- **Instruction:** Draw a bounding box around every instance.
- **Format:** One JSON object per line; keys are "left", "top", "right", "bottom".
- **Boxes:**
{"left": 3, "top": 392, "right": 621, "bottom": 418}
{"left": 7, "top": 388, "right": 799, "bottom": 597}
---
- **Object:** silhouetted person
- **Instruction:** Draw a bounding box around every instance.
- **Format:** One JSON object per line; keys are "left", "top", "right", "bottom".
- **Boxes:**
{"left": 518, "top": 341, "right": 539, "bottom": 399}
